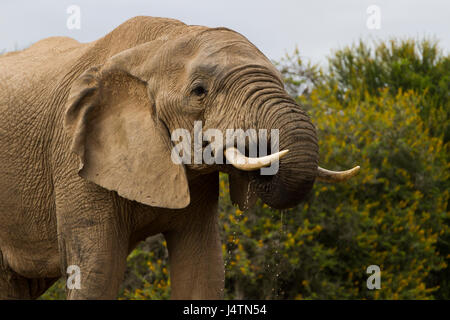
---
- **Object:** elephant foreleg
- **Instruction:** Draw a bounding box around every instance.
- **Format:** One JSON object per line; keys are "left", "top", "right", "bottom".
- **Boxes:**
{"left": 55, "top": 182, "right": 130, "bottom": 299}
{"left": 163, "top": 196, "right": 224, "bottom": 299}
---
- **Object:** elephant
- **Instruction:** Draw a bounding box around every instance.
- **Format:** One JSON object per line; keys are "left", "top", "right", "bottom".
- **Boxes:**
{"left": 0, "top": 16, "right": 359, "bottom": 299}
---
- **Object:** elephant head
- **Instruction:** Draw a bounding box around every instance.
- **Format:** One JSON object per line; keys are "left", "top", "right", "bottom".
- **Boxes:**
{"left": 64, "top": 27, "right": 359, "bottom": 211}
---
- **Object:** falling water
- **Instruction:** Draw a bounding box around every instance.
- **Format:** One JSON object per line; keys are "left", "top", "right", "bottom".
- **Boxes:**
{"left": 274, "top": 209, "right": 289, "bottom": 299}
{"left": 244, "top": 179, "right": 257, "bottom": 210}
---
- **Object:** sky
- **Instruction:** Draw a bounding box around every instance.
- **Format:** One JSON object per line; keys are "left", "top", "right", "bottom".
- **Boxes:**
{"left": 0, "top": 0, "right": 448, "bottom": 64}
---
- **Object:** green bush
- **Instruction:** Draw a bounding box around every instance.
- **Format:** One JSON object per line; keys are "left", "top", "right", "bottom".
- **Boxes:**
{"left": 326, "top": 38, "right": 450, "bottom": 142}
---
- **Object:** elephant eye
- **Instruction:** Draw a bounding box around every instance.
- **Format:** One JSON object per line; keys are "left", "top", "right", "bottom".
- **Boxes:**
{"left": 192, "top": 85, "right": 207, "bottom": 98}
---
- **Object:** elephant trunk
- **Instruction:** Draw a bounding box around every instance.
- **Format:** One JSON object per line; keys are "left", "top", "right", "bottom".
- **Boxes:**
{"left": 252, "top": 102, "right": 319, "bottom": 209}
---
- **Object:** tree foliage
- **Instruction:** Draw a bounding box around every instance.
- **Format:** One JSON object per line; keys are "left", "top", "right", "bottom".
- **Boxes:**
{"left": 326, "top": 39, "right": 450, "bottom": 142}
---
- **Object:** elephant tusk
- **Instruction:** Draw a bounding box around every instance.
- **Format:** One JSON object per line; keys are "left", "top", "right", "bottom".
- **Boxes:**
{"left": 316, "top": 166, "right": 360, "bottom": 182}
{"left": 224, "top": 147, "right": 289, "bottom": 171}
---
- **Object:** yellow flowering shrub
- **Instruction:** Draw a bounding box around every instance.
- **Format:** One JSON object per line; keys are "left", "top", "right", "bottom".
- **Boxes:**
{"left": 119, "top": 235, "right": 171, "bottom": 300}
{"left": 290, "top": 87, "right": 447, "bottom": 299}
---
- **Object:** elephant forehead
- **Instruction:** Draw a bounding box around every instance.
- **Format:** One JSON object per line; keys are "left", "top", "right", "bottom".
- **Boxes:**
{"left": 186, "top": 46, "right": 278, "bottom": 79}
{"left": 154, "top": 28, "right": 282, "bottom": 85}
{"left": 200, "top": 40, "right": 268, "bottom": 64}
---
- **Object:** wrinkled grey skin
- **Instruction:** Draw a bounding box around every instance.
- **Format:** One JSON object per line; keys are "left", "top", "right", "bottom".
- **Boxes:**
{"left": 0, "top": 16, "right": 318, "bottom": 299}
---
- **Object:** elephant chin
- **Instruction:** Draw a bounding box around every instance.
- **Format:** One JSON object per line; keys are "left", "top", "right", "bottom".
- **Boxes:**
{"left": 252, "top": 172, "right": 316, "bottom": 210}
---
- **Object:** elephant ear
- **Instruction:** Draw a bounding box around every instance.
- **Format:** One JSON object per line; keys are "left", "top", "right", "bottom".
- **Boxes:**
{"left": 64, "top": 63, "right": 190, "bottom": 209}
